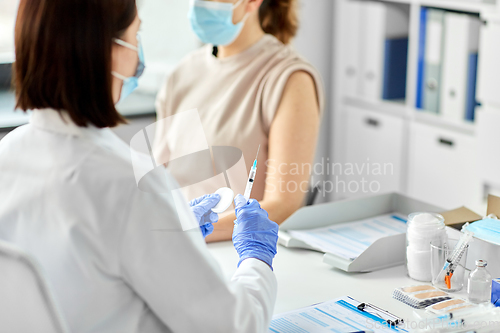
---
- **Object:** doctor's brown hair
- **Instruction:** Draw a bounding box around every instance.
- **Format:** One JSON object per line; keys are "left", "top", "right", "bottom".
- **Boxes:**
{"left": 14, "top": 0, "right": 137, "bottom": 127}
{"left": 259, "top": 0, "right": 298, "bottom": 45}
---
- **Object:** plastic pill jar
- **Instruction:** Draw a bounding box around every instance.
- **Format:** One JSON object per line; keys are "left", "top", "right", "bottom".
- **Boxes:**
{"left": 406, "top": 212, "right": 446, "bottom": 282}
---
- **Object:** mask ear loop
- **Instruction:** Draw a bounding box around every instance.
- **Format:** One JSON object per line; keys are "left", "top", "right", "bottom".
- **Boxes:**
{"left": 111, "top": 71, "right": 128, "bottom": 81}
{"left": 232, "top": 0, "right": 245, "bottom": 9}
{"left": 232, "top": 0, "right": 250, "bottom": 25}
{"left": 113, "top": 38, "right": 139, "bottom": 52}
{"left": 239, "top": 12, "right": 250, "bottom": 24}
{"left": 111, "top": 36, "right": 141, "bottom": 81}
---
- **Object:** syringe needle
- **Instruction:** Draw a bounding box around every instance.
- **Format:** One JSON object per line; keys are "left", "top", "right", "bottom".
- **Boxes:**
{"left": 255, "top": 144, "right": 261, "bottom": 160}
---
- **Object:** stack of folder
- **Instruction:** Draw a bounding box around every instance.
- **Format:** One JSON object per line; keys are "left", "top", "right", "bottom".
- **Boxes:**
{"left": 416, "top": 8, "right": 481, "bottom": 122}
{"left": 343, "top": 1, "right": 409, "bottom": 101}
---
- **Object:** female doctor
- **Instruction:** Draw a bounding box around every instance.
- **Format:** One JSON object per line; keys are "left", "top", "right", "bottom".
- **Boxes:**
{"left": 0, "top": 0, "right": 279, "bottom": 332}
{"left": 153, "top": 0, "right": 324, "bottom": 242}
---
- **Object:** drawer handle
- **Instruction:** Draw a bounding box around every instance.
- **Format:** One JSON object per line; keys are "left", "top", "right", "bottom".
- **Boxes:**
{"left": 365, "top": 118, "right": 380, "bottom": 127}
{"left": 438, "top": 138, "right": 454, "bottom": 147}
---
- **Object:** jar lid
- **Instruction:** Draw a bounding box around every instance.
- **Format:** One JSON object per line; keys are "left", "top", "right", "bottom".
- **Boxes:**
{"left": 407, "top": 212, "right": 445, "bottom": 228}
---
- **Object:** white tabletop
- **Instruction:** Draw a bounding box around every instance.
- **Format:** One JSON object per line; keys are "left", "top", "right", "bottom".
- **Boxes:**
{"left": 207, "top": 241, "right": 469, "bottom": 322}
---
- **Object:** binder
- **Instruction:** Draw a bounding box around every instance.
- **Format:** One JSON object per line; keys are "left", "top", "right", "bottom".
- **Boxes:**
{"left": 465, "top": 53, "right": 479, "bottom": 121}
{"left": 343, "top": 0, "right": 362, "bottom": 98}
{"left": 416, "top": 7, "right": 427, "bottom": 109}
{"left": 382, "top": 4, "right": 409, "bottom": 100}
{"left": 360, "top": 3, "right": 409, "bottom": 100}
{"left": 278, "top": 193, "right": 444, "bottom": 273}
{"left": 423, "top": 9, "right": 445, "bottom": 113}
{"left": 359, "top": 1, "right": 386, "bottom": 100}
{"left": 465, "top": 17, "right": 480, "bottom": 122}
{"left": 440, "top": 13, "right": 481, "bottom": 121}
{"left": 382, "top": 37, "right": 408, "bottom": 100}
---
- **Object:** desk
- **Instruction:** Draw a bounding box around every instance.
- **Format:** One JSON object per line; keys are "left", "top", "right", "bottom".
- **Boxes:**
{"left": 208, "top": 242, "right": 468, "bottom": 322}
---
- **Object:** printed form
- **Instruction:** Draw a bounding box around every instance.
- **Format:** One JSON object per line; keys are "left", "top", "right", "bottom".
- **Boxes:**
{"left": 269, "top": 296, "right": 408, "bottom": 333}
{"left": 288, "top": 213, "right": 408, "bottom": 261}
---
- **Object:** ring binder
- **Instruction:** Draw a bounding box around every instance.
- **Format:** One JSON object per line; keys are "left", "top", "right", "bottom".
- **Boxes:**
{"left": 357, "top": 302, "right": 404, "bottom": 327}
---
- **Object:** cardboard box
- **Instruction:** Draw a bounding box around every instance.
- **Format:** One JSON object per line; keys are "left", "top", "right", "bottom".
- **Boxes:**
{"left": 441, "top": 195, "right": 500, "bottom": 277}
{"left": 493, "top": 278, "right": 500, "bottom": 307}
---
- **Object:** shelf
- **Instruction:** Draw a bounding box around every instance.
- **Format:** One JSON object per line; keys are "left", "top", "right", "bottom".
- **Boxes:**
{"left": 368, "top": 0, "right": 495, "bottom": 13}
{"left": 0, "top": 91, "right": 28, "bottom": 131}
{"left": 418, "top": 0, "right": 493, "bottom": 13}
{"left": 413, "top": 109, "right": 476, "bottom": 134}
{"left": 341, "top": 95, "right": 477, "bottom": 134}
{"left": 0, "top": 90, "right": 156, "bottom": 130}
{"left": 343, "top": 96, "right": 410, "bottom": 118}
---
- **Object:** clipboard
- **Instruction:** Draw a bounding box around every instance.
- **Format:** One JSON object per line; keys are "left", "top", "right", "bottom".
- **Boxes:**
{"left": 278, "top": 192, "right": 444, "bottom": 272}
{"left": 269, "top": 295, "right": 407, "bottom": 333}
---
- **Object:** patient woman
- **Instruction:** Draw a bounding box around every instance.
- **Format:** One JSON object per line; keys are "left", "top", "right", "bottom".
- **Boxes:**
{"left": 154, "top": 0, "right": 324, "bottom": 242}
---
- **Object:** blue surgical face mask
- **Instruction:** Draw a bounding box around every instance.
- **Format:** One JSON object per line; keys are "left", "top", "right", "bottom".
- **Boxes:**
{"left": 188, "top": 0, "right": 248, "bottom": 46}
{"left": 111, "top": 35, "right": 145, "bottom": 103}
{"left": 465, "top": 217, "right": 500, "bottom": 246}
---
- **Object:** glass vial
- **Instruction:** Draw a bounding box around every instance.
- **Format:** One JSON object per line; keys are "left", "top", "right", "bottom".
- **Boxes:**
{"left": 468, "top": 260, "right": 492, "bottom": 304}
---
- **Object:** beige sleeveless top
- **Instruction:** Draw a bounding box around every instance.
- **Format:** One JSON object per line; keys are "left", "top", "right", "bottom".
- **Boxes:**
{"left": 153, "top": 34, "right": 324, "bottom": 203}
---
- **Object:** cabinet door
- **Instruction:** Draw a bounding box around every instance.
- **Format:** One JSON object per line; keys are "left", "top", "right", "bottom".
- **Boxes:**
{"left": 407, "top": 122, "right": 481, "bottom": 209}
{"left": 477, "top": 20, "right": 500, "bottom": 109}
{"left": 477, "top": 107, "right": 500, "bottom": 188}
{"left": 339, "top": 106, "right": 405, "bottom": 199}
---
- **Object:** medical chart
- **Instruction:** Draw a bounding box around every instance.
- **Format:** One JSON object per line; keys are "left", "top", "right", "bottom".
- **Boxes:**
{"left": 269, "top": 296, "right": 407, "bottom": 333}
{"left": 288, "top": 213, "right": 408, "bottom": 261}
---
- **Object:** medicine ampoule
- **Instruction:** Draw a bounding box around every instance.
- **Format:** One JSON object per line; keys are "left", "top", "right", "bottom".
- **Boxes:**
{"left": 468, "top": 260, "right": 492, "bottom": 304}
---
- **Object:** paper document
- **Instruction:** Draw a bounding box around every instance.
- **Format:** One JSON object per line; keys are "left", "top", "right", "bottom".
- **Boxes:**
{"left": 288, "top": 213, "right": 407, "bottom": 261}
{"left": 269, "top": 296, "right": 407, "bottom": 333}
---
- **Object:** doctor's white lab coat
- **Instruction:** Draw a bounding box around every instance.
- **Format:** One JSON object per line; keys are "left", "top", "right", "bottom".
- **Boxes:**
{"left": 0, "top": 109, "right": 277, "bottom": 333}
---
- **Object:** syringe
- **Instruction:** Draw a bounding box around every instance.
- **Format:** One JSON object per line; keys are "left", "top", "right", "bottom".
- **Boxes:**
{"left": 243, "top": 145, "right": 260, "bottom": 202}
{"left": 439, "top": 227, "right": 474, "bottom": 289}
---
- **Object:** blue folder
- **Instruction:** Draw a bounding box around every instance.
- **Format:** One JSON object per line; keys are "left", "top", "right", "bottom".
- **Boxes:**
{"left": 382, "top": 38, "right": 408, "bottom": 100}
{"left": 416, "top": 7, "right": 427, "bottom": 109}
{"left": 465, "top": 53, "right": 479, "bottom": 122}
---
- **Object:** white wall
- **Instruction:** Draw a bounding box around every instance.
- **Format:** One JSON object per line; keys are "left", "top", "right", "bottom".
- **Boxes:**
{"left": 293, "top": 0, "right": 335, "bottom": 203}
{"left": 0, "top": 0, "right": 19, "bottom": 62}
{"left": 138, "top": 0, "right": 199, "bottom": 92}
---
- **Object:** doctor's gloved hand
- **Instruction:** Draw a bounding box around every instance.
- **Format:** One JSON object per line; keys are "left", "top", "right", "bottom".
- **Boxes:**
{"left": 232, "top": 194, "right": 279, "bottom": 270}
{"left": 189, "top": 194, "right": 220, "bottom": 238}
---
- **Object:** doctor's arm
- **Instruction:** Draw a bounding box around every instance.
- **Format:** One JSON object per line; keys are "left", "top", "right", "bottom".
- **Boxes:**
{"left": 206, "top": 70, "right": 320, "bottom": 242}
{"left": 118, "top": 190, "right": 277, "bottom": 332}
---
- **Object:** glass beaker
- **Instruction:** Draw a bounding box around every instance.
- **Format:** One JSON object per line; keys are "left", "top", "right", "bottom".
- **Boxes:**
{"left": 431, "top": 238, "right": 469, "bottom": 292}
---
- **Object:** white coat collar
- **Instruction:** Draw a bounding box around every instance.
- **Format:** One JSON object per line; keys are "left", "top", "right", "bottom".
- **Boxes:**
{"left": 30, "top": 108, "right": 102, "bottom": 137}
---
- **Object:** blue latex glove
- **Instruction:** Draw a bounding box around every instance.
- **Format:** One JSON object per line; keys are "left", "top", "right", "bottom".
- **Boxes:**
{"left": 189, "top": 194, "right": 220, "bottom": 238}
{"left": 232, "top": 194, "right": 279, "bottom": 269}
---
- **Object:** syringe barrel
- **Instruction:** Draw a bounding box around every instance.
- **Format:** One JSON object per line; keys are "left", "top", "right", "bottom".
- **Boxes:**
{"left": 244, "top": 167, "right": 257, "bottom": 201}
{"left": 248, "top": 168, "right": 256, "bottom": 180}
